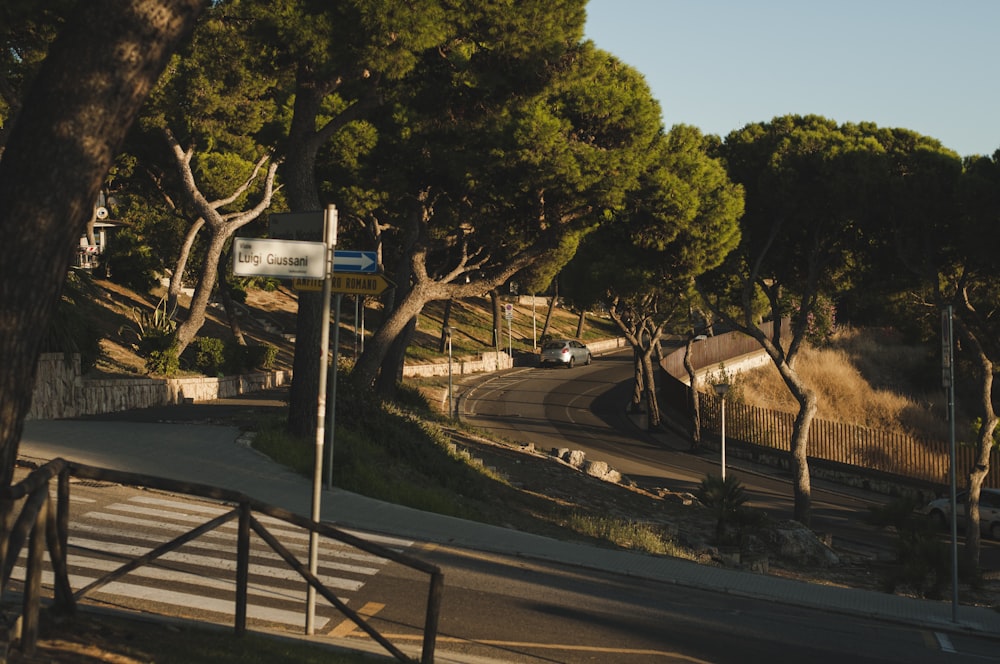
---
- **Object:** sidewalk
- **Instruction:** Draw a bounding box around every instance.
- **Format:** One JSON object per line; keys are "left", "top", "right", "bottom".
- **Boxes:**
{"left": 17, "top": 390, "right": 1000, "bottom": 644}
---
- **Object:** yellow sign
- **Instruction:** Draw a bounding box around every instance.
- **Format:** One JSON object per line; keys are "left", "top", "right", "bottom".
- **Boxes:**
{"left": 294, "top": 273, "right": 392, "bottom": 296}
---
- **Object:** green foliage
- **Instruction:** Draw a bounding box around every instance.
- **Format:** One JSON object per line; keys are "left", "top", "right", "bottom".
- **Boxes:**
{"left": 697, "top": 473, "right": 751, "bottom": 543}
{"left": 567, "top": 514, "right": 693, "bottom": 558}
{"left": 145, "top": 345, "right": 180, "bottom": 376}
{"left": 193, "top": 336, "right": 227, "bottom": 375}
{"left": 104, "top": 227, "right": 161, "bottom": 293}
{"left": 245, "top": 343, "right": 278, "bottom": 371}
{"left": 119, "top": 296, "right": 177, "bottom": 357}
{"left": 864, "top": 497, "right": 951, "bottom": 598}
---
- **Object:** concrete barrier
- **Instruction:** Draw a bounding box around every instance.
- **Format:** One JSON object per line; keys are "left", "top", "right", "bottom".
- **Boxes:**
{"left": 29, "top": 353, "right": 288, "bottom": 420}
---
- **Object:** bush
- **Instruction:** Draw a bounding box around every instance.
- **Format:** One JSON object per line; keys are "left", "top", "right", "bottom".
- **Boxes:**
{"left": 697, "top": 473, "right": 751, "bottom": 544}
{"left": 146, "top": 345, "right": 180, "bottom": 376}
{"left": 104, "top": 228, "right": 161, "bottom": 293}
{"left": 244, "top": 343, "right": 278, "bottom": 371}
{"left": 194, "top": 337, "right": 227, "bottom": 376}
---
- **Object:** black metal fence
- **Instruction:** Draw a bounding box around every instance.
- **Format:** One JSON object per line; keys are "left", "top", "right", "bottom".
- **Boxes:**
{"left": 1, "top": 459, "right": 444, "bottom": 662}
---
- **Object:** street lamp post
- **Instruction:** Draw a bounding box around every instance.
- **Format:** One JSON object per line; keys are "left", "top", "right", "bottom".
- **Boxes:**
{"left": 713, "top": 383, "right": 730, "bottom": 481}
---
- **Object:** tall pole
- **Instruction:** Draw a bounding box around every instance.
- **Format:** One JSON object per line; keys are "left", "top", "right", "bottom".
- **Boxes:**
{"left": 326, "top": 293, "right": 342, "bottom": 490}
{"left": 714, "top": 383, "right": 730, "bottom": 482}
{"left": 307, "top": 204, "right": 337, "bottom": 634}
{"left": 943, "top": 305, "right": 958, "bottom": 622}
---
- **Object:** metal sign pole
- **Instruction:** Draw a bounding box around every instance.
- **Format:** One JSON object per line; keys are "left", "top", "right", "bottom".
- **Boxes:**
{"left": 307, "top": 204, "right": 337, "bottom": 634}
{"left": 326, "top": 293, "right": 342, "bottom": 489}
{"left": 942, "top": 305, "right": 958, "bottom": 622}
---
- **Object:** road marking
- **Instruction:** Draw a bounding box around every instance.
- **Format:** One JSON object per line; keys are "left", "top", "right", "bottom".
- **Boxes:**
{"left": 347, "top": 632, "right": 713, "bottom": 662}
{"left": 327, "top": 602, "right": 385, "bottom": 637}
{"left": 14, "top": 565, "right": 327, "bottom": 629}
{"left": 934, "top": 631, "right": 956, "bottom": 653}
{"left": 12, "top": 494, "right": 412, "bottom": 631}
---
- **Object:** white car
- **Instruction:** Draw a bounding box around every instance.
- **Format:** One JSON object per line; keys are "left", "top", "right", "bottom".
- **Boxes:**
{"left": 919, "top": 488, "right": 1000, "bottom": 539}
{"left": 539, "top": 339, "right": 592, "bottom": 368}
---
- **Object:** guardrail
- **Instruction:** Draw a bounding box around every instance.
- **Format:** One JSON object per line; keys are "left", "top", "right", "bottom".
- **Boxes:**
{"left": 1, "top": 459, "right": 443, "bottom": 662}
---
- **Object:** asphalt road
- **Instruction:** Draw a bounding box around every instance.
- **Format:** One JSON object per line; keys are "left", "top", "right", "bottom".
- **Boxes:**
{"left": 458, "top": 351, "right": 1000, "bottom": 569}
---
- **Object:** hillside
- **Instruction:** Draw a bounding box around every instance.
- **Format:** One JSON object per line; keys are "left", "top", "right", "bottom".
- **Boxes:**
{"left": 66, "top": 274, "right": 618, "bottom": 379}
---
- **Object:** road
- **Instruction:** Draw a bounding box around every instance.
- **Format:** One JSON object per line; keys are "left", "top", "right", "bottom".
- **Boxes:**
{"left": 344, "top": 542, "right": 997, "bottom": 663}
{"left": 459, "top": 350, "right": 1000, "bottom": 569}
{"left": 459, "top": 352, "right": 894, "bottom": 554}
{"left": 14, "top": 476, "right": 992, "bottom": 662}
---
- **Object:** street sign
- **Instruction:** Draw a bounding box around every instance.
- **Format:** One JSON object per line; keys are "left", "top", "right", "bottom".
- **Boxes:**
{"left": 269, "top": 211, "right": 324, "bottom": 241}
{"left": 504, "top": 303, "right": 514, "bottom": 320}
{"left": 296, "top": 273, "right": 392, "bottom": 296}
{"left": 233, "top": 238, "right": 326, "bottom": 279}
{"left": 331, "top": 273, "right": 391, "bottom": 296}
{"left": 333, "top": 250, "right": 377, "bottom": 273}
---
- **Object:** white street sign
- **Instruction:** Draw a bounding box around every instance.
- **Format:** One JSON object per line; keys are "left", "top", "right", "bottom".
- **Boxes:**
{"left": 233, "top": 238, "right": 327, "bottom": 279}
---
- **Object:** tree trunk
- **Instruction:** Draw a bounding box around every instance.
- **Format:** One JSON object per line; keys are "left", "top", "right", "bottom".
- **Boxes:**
{"left": 539, "top": 280, "right": 558, "bottom": 342}
{"left": 218, "top": 245, "right": 246, "bottom": 346}
{"left": 376, "top": 315, "right": 418, "bottom": 398}
{"left": 167, "top": 217, "right": 204, "bottom": 313}
{"left": 956, "top": 310, "right": 998, "bottom": 572}
{"left": 438, "top": 299, "right": 453, "bottom": 353}
{"left": 575, "top": 309, "right": 586, "bottom": 338}
{"left": 639, "top": 345, "right": 661, "bottom": 428}
{"left": 173, "top": 231, "right": 227, "bottom": 354}
{"left": 0, "top": 0, "right": 202, "bottom": 485}
{"left": 776, "top": 359, "right": 817, "bottom": 526}
{"left": 288, "top": 292, "right": 324, "bottom": 438}
{"left": 684, "top": 334, "right": 702, "bottom": 449}
{"left": 489, "top": 289, "right": 501, "bottom": 354}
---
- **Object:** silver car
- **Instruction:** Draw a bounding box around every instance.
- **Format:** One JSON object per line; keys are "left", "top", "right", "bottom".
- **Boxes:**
{"left": 539, "top": 339, "right": 592, "bottom": 368}
{"left": 920, "top": 488, "right": 1000, "bottom": 539}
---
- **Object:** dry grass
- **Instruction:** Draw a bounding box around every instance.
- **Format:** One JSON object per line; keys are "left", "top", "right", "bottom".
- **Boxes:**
{"left": 733, "top": 326, "right": 950, "bottom": 440}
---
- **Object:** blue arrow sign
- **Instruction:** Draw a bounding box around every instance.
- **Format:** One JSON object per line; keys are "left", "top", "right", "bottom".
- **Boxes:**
{"left": 333, "top": 250, "right": 377, "bottom": 273}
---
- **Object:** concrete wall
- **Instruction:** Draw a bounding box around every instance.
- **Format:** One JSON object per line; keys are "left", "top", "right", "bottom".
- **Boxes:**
{"left": 401, "top": 337, "right": 628, "bottom": 379}
{"left": 29, "top": 353, "right": 289, "bottom": 420}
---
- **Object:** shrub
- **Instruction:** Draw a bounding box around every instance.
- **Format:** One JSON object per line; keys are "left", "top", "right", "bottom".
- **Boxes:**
{"left": 146, "top": 345, "right": 180, "bottom": 376}
{"left": 697, "top": 473, "right": 750, "bottom": 544}
{"left": 104, "top": 228, "right": 160, "bottom": 293}
{"left": 244, "top": 343, "right": 278, "bottom": 371}
{"left": 119, "top": 296, "right": 177, "bottom": 357}
{"left": 194, "top": 337, "right": 227, "bottom": 376}
{"left": 865, "top": 497, "right": 951, "bottom": 598}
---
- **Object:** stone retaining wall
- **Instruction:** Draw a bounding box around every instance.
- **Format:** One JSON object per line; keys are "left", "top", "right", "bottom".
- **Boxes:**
{"left": 29, "top": 353, "right": 289, "bottom": 420}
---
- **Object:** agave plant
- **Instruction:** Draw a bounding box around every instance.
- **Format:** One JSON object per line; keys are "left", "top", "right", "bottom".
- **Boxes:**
{"left": 119, "top": 296, "right": 178, "bottom": 355}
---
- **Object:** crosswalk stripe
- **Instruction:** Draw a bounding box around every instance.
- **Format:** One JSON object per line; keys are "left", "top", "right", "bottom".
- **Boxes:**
{"left": 16, "top": 492, "right": 406, "bottom": 630}
{"left": 13, "top": 566, "right": 323, "bottom": 629}
{"left": 71, "top": 519, "right": 380, "bottom": 576}
{"left": 69, "top": 537, "right": 367, "bottom": 590}
{"left": 126, "top": 495, "right": 416, "bottom": 549}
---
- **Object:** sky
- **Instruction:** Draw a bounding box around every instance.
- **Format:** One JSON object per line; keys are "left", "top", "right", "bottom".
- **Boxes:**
{"left": 584, "top": 0, "right": 1000, "bottom": 157}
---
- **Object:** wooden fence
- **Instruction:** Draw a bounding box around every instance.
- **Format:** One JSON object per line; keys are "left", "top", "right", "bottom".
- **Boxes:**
{"left": 697, "top": 394, "right": 1000, "bottom": 489}
{"left": 660, "top": 322, "right": 1000, "bottom": 491}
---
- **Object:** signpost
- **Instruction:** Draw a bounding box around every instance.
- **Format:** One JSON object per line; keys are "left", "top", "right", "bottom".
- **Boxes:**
{"left": 232, "top": 238, "right": 327, "bottom": 279}
{"left": 942, "top": 306, "right": 958, "bottom": 622}
{"left": 294, "top": 273, "right": 391, "bottom": 296}
{"left": 239, "top": 209, "right": 387, "bottom": 634}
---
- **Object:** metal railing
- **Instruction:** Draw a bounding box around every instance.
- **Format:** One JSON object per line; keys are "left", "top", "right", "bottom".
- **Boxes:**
{"left": 1, "top": 458, "right": 443, "bottom": 662}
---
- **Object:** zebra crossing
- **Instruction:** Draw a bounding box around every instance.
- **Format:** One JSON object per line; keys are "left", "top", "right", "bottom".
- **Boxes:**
{"left": 12, "top": 485, "right": 413, "bottom": 631}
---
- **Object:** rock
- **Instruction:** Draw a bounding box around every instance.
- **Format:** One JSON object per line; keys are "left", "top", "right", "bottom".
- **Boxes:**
{"left": 583, "top": 460, "right": 622, "bottom": 484}
{"left": 767, "top": 521, "right": 840, "bottom": 566}
{"left": 564, "top": 449, "right": 586, "bottom": 468}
